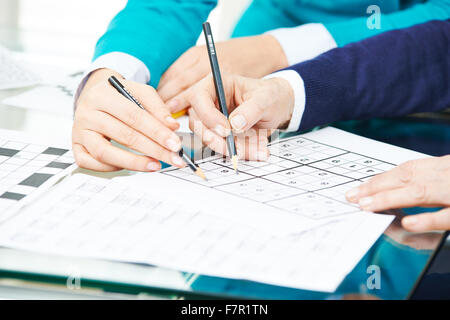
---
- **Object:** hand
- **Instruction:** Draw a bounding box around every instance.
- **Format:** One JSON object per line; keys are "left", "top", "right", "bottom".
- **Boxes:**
{"left": 178, "top": 73, "right": 295, "bottom": 160}
{"left": 73, "top": 68, "right": 186, "bottom": 172}
{"left": 157, "top": 35, "right": 288, "bottom": 107}
{"left": 346, "top": 156, "right": 450, "bottom": 232}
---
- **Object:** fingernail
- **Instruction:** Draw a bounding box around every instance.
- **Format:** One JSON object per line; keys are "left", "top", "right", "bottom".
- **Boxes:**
{"left": 146, "top": 162, "right": 161, "bottom": 171}
{"left": 165, "top": 116, "right": 178, "bottom": 125}
{"left": 359, "top": 197, "right": 373, "bottom": 208}
{"left": 346, "top": 188, "right": 360, "bottom": 200}
{"left": 403, "top": 216, "right": 418, "bottom": 227}
{"left": 257, "top": 150, "right": 269, "bottom": 161}
{"left": 237, "top": 149, "right": 244, "bottom": 159}
{"left": 230, "top": 115, "right": 247, "bottom": 131}
{"left": 166, "top": 138, "right": 181, "bottom": 152}
{"left": 172, "top": 154, "right": 185, "bottom": 167}
{"left": 203, "top": 130, "right": 214, "bottom": 143}
{"left": 214, "top": 125, "right": 230, "bottom": 137}
{"left": 167, "top": 99, "right": 178, "bottom": 109}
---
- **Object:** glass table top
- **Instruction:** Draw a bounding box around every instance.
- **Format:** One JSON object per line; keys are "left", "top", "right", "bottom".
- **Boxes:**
{"left": 0, "top": 86, "right": 448, "bottom": 298}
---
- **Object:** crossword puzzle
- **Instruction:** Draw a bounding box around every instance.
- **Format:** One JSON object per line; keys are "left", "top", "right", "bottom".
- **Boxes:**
{"left": 163, "top": 136, "right": 396, "bottom": 220}
{"left": 0, "top": 133, "right": 75, "bottom": 214}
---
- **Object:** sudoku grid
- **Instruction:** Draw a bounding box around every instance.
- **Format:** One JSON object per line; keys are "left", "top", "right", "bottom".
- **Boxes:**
{"left": 0, "top": 138, "right": 75, "bottom": 212}
{"left": 163, "top": 136, "right": 396, "bottom": 220}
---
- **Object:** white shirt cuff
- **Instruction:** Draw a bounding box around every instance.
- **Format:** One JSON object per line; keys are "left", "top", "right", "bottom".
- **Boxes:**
{"left": 264, "top": 70, "right": 305, "bottom": 132}
{"left": 267, "top": 23, "right": 337, "bottom": 66}
{"left": 73, "top": 52, "right": 150, "bottom": 108}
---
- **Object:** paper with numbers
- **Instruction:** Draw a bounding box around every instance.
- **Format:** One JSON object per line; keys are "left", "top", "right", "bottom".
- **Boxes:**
{"left": 0, "top": 127, "right": 427, "bottom": 292}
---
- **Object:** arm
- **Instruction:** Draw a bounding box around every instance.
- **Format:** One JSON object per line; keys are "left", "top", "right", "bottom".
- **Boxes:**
{"left": 324, "top": 0, "right": 450, "bottom": 46}
{"left": 72, "top": 0, "right": 217, "bottom": 173}
{"left": 176, "top": 20, "right": 449, "bottom": 159}
{"left": 266, "top": 0, "right": 450, "bottom": 66}
{"left": 287, "top": 19, "right": 450, "bottom": 132}
{"left": 94, "top": 0, "right": 217, "bottom": 87}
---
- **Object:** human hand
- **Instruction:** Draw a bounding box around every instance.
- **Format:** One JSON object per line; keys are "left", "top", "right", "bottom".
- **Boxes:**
{"left": 346, "top": 156, "right": 450, "bottom": 232}
{"left": 73, "top": 68, "right": 186, "bottom": 172}
{"left": 157, "top": 34, "right": 288, "bottom": 107}
{"left": 176, "top": 73, "right": 294, "bottom": 160}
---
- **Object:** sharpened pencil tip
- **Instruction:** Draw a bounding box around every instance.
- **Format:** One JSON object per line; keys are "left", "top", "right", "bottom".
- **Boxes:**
{"left": 195, "top": 168, "right": 207, "bottom": 181}
{"left": 231, "top": 155, "right": 239, "bottom": 174}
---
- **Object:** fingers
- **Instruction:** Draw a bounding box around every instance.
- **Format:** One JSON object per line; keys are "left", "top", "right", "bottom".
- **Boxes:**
{"left": 74, "top": 129, "right": 163, "bottom": 172}
{"left": 235, "top": 129, "right": 270, "bottom": 161}
{"left": 166, "top": 88, "right": 193, "bottom": 114}
{"left": 83, "top": 110, "right": 185, "bottom": 168}
{"left": 158, "top": 46, "right": 208, "bottom": 102}
{"left": 356, "top": 183, "right": 435, "bottom": 212}
{"left": 75, "top": 70, "right": 187, "bottom": 172}
{"left": 125, "top": 81, "right": 180, "bottom": 131}
{"left": 99, "top": 94, "right": 182, "bottom": 154}
{"left": 189, "top": 108, "right": 270, "bottom": 161}
{"left": 229, "top": 97, "right": 265, "bottom": 133}
{"left": 73, "top": 143, "right": 119, "bottom": 172}
{"left": 346, "top": 164, "right": 413, "bottom": 203}
{"left": 158, "top": 46, "right": 200, "bottom": 91}
{"left": 158, "top": 68, "right": 205, "bottom": 103}
{"left": 189, "top": 108, "right": 228, "bottom": 156}
{"left": 184, "top": 77, "right": 231, "bottom": 137}
{"left": 402, "top": 208, "right": 450, "bottom": 232}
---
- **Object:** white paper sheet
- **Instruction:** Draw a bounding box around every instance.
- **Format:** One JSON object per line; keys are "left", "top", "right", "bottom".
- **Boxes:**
{"left": 0, "top": 129, "right": 77, "bottom": 217}
{"left": 0, "top": 127, "right": 427, "bottom": 292}
{"left": 0, "top": 47, "right": 41, "bottom": 90}
{"left": 0, "top": 173, "right": 393, "bottom": 292}
{"left": 2, "top": 73, "right": 83, "bottom": 118}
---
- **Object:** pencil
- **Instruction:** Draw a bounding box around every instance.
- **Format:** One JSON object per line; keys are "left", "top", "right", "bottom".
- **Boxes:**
{"left": 179, "top": 148, "right": 207, "bottom": 181}
{"left": 202, "top": 22, "right": 239, "bottom": 174}
{"left": 171, "top": 109, "right": 187, "bottom": 119}
{"left": 108, "top": 76, "right": 207, "bottom": 180}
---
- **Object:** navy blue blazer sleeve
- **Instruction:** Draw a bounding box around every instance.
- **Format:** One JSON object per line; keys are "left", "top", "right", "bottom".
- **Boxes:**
{"left": 285, "top": 19, "right": 450, "bottom": 132}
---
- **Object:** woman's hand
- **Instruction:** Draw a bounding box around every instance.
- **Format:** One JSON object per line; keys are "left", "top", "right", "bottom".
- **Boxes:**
{"left": 175, "top": 73, "right": 295, "bottom": 160}
{"left": 157, "top": 35, "right": 288, "bottom": 107}
{"left": 346, "top": 156, "right": 450, "bottom": 232}
{"left": 73, "top": 68, "right": 186, "bottom": 172}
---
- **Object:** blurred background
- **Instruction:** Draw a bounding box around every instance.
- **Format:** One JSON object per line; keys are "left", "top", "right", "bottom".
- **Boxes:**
{"left": 0, "top": 0, "right": 251, "bottom": 61}
{"left": 0, "top": 0, "right": 251, "bottom": 144}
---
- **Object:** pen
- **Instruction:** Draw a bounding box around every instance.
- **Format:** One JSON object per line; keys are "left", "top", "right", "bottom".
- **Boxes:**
{"left": 202, "top": 22, "right": 239, "bottom": 174}
{"left": 108, "top": 75, "right": 207, "bottom": 180}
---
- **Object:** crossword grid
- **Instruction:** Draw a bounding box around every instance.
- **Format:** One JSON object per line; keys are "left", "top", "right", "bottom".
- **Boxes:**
{"left": 163, "top": 136, "right": 396, "bottom": 220}
{"left": 0, "top": 137, "right": 75, "bottom": 212}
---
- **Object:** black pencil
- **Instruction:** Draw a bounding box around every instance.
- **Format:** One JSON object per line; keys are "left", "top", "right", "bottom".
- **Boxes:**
{"left": 179, "top": 148, "right": 207, "bottom": 181}
{"left": 108, "top": 75, "right": 207, "bottom": 180}
{"left": 202, "top": 22, "right": 239, "bottom": 174}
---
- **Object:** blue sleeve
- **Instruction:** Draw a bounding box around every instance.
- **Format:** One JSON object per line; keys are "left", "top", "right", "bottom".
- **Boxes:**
{"left": 94, "top": 0, "right": 217, "bottom": 87}
{"left": 285, "top": 19, "right": 450, "bottom": 132}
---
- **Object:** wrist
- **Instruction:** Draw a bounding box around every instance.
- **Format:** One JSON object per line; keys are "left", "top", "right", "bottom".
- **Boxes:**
{"left": 267, "top": 77, "right": 295, "bottom": 129}
{"left": 84, "top": 68, "right": 124, "bottom": 91}
{"left": 77, "top": 68, "right": 123, "bottom": 107}
{"left": 258, "top": 34, "right": 289, "bottom": 74}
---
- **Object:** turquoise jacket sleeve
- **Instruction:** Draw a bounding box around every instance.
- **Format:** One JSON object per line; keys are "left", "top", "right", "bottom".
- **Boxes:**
{"left": 324, "top": 0, "right": 450, "bottom": 46}
{"left": 93, "top": 0, "right": 217, "bottom": 87}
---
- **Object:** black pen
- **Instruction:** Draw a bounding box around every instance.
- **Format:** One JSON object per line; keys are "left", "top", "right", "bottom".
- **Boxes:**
{"left": 202, "top": 22, "right": 239, "bottom": 174}
{"left": 108, "top": 75, "right": 207, "bottom": 180}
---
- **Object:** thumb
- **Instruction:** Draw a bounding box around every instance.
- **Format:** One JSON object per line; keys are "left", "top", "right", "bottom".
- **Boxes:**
{"left": 229, "top": 95, "right": 266, "bottom": 133}
{"left": 402, "top": 208, "right": 450, "bottom": 232}
{"left": 167, "top": 88, "right": 192, "bottom": 114}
